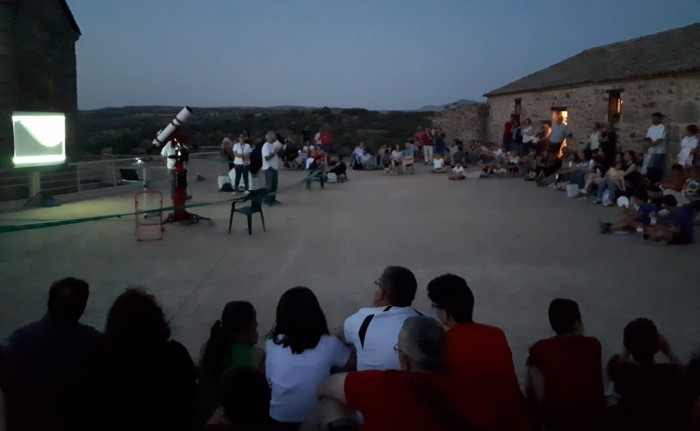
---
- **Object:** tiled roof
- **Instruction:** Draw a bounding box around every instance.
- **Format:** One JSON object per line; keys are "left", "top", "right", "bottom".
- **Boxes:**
{"left": 484, "top": 23, "right": 700, "bottom": 97}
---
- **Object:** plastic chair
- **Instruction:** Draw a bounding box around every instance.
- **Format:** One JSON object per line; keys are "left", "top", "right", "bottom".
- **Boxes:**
{"left": 228, "top": 188, "right": 267, "bottom": 234}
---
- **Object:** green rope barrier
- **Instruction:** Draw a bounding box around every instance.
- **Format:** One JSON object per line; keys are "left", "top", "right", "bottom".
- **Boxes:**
{"left": 0, "top": 168, "right": 326, "bottom": 234}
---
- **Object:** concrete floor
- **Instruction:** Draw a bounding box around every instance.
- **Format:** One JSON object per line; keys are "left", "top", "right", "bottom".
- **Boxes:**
{"left": 1, "top": 163, "right": 698, "bottom": 385}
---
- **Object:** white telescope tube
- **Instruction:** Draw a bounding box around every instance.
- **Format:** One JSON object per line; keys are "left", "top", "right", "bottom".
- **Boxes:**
{"left": 152, "top": 106, "right": 192, "bottom": 146}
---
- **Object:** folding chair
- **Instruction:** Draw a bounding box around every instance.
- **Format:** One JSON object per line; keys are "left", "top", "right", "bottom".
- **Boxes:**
{"left": 228, "top": 188, "right": 267, "bottom": 234}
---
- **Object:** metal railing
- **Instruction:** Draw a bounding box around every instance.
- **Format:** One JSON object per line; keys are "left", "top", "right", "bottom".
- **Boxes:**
{"left": 0, "top": 151, "right": 226, "bottom": 203}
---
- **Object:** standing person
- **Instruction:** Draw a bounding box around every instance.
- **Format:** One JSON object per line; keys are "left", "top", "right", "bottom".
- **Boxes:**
{"left": 600, "top": 121, "right": 618, "bottom": 169}
{"left": 641, "top": 112, "right": 667, "bottom": 178}
{"left": 521, "top": 118, "right": 535, "bottom": 156}
{"left": 549, "top": 115, "right": 571, "bottom": 156}
{"left": 419, "top": 126, "right": 434, "bottom": 164}
{"left": 433, "top": 128, "right": 447, "bottom": 157}
{"left": 231, "top": 135, "right": 251, "bottom": 193}
{"left": 6, "top": 277, "right": 104, "bottom": 431}
{"left": 677, "top": 124, "right": 698, "bottom": 169}
{"left": 247, "top": 137, "right": 263, "bottom": 192}
{"left": 535, "top": 120, "right": 552, "bottom": 153}
{"left": 319, "top": 129, "right": 333, "bottom": 154}
{"left": 262, "top": 131, "right": 282, "bottom": 206}
{"left": 222, "top": 133, "right": 235, "bottom": 170}
{"left": 584, "top": 123, "right": 603, "bottom": 160}
{"left": 265, "top": 287, "right": 351, "bottom": 430}
{"left": 301, "top": 125, "right": 312, "bottom": 146}
{"left": 502, "top": 115, "right": 515, "bottom": 152}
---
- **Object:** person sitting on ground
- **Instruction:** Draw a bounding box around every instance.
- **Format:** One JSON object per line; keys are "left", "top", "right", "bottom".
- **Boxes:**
{"left": 197, "top": 301, "right": 265, "bottom": 426}
{"left": 350, "top": 144, "right": 364, "bottom": 167}
{"left": 506, "top": 150, "right": 520, "bottom": 177}
{"left": 6, "top": 277, "right": 104, "bottom": 431}
{"left": 432, "top": 153, "right": 448, "bottom": 173}
{"left": 662, "top": 163, "right": 689, "bottom": 195}
{"left": 607, "top": 318, "right": 694, "bottom": 431}
{"left": 358, "top": 148, "right": 373, "bottom": 168}
{"left": 265, "top": 287, "right": 352, "bottom": 429}
{"left": 344, "top": 266, "right": 421, "bottom": 371}
{"left": 327, "top": 156, "right": 348, "bottom": 182}
{"left": 645, "top": 194, "right": 696, "bottom": 244}
{"left": 532, "top": 151, "right": 562, "bottom": 184}
{"left": 316, "top": 316, "right": 503, "bottom": 431}
{"left": 599, "top": 189, "right": 657, "bottom": 234}
{"left": 448, "top": 162, "right": 466, "bottom": 180}
{"left": 527, "top": 299, "right": 604, "bottom": 431}
{"left": 594, "top": 151, "right": 640, "bottom": 205}
{"left": 427, "top": 274, "right": 532, "bottom": 431}
{"left": 451, "top": 144, "right": 465, "bottom": 167}
{"left": 102, "top": 288, "right": 197, "bottom": 431}
{"left": 478, "top": 146, "right": 497, "bottom": 175}
{"left": 203, "top": 368, "right": 275, "bottom": 431}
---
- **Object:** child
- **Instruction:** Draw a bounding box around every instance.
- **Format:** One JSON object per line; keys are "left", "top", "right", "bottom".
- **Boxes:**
{"left": 599, "top": 189, "right": 656, "bottom": 234}
{"left": 197, "top": 301, "right": 265, "bottom": 426}
{"left": 432, "top": 153, "right": 447, "bottom": 173}
{"left": 448, "top": 162, "right": 466, "bottom": 180}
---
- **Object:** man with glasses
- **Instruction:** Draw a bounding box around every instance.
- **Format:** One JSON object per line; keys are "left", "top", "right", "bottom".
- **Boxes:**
{"left": 316, "top": 316, "right": 498, "bottom": 431}
{"left": 343, "top": 266, "right": 421, "bottom": 371}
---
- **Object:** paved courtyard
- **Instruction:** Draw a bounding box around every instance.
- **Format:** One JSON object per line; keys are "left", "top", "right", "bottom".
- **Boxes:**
{"left": 1, "top": 163, "right": 698, "bottom": 385}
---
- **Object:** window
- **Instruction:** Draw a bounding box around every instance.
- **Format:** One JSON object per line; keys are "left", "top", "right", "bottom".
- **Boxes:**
{"left": 607, "top": 89, "right": 623, "bottom": 122}
{"left": 513, "top": 98, "right": 522, "bottom": 120}
{"left": 551, "top": 107, "right": 568, "bottom": 124}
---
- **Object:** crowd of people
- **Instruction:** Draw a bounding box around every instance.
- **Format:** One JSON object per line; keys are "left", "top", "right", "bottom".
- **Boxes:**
{"left": 1, "top": 274, "right": 699, "bottom": 431}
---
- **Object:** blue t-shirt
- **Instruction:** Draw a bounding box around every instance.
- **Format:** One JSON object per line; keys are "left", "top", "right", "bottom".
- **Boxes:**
{"left": 662, "top": 204, "right": 697, "bottom": 244}
{"left": 636, "top": 203, "right": 657, "bottom": 226}
{"left": 401, "top": 149, "right": 414, "bottom": 157}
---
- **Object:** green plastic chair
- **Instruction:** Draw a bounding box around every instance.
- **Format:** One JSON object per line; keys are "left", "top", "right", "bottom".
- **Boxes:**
{"left": 228, "top": 188, "right": 267, "bottom": 234}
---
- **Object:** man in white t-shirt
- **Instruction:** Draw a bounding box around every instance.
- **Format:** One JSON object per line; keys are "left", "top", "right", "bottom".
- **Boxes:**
{"left": 344, "top": 266, "right": 422, "bottom": 371}
{"left": 641, "top": 112, "right": 667, "bottom": 176}
{"left": 262, "top": 131, "right": 282, "bottom": 206}
{"left": 230, "top": 135, "right": 252, "bottom": 192}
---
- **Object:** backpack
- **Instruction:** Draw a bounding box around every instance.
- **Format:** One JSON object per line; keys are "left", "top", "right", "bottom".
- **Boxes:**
{"left": 249, "top": 144, "right": 263, "bottom": 174}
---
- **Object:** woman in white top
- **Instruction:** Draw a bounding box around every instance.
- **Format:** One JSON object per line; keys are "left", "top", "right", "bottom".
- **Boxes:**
{"left": 521, "top": 118, "right": 535, "bottom": 156}
{"left": 265, "top": 287, "right": 351, "bottom": 429}
{"left": 677, "top": 124, "right": 698, "bottom": 168}
{"left": 231, "top": 135, "right": 252, "bottom": 192}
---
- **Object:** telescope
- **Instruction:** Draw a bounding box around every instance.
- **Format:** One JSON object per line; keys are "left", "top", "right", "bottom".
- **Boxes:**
{"left": 152, "top": 106, "right": 192, "bottom": 147}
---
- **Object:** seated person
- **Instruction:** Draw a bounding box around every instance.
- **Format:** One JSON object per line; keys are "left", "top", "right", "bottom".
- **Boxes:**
{"left": 317, "top": 317, "right": 505, "bottom": 431}
{"left": 661, "top": 164, "right": 689, "bottom": 203}
{"left": 359, "top": 149, "right": 373, "bottom": 168}
{"left": 451, "top": 145, "right": 465, "bottom": 167}
{"left": 607, "top": 318, "right": 694, "bottom": 431}
{"left": 448, "top": 163, "right": 466, "bottom": 180}
{"left": 506, "top": 151, "right": 520, "bottom": 176}
{"left": 344, "top": 266, "right": 421, "bottom": 371}
{"left": 328, "top": 156, "right": 348, "bottom": 182}
{"left": 427, "top": 274, "right": 531, "bottom": 431}
{"left": 432, "top": 154, "right": 447, "bottom": 173}
{"left": 387, "top": 144, "right": 403, "bottom": 174}
{"left": 203, "top": 368, "right": 275, "bottom": 431}
{"left": 527, "top": 299, "right": 604, "bottom": 431}
{"left": 400, "top": 144, "right": 415, "bottom": 173}
{"left": 595, "top": 151, "right": 641, "bottom": 205}
{"left": 645, "top": 194, "right": 696, "bottom": 244}
{"left": 350, "top": 144, "right": 364, "bottom": 167}
{"left": 599, "top": 189, "right": 657, "bottom": 234}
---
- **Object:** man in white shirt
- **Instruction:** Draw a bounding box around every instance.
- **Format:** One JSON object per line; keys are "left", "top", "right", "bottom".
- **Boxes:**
{"left": 344, "top": 266, "right": 422, "bottom": 371}
{"left": 641, "top": 112, "right": 667, "bottom": 176}
{"left": 262, "top": 131, "right": 282, "bottom": 206}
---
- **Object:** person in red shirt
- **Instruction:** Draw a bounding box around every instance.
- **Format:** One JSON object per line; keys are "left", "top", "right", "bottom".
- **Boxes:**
{"left": 427, "top": 274, "right": 532, "bottom": 431}
{"left": 319, "top": 130, "right": 333, "bottom": 154}
{"left": 415, "top": 126, "right": 434, "bottom": 164}
{"left": 315, "top": 316, "right": 500, "bottom": 431}
{"left": 527, "top": 298, "right": 604, "bottom": 431}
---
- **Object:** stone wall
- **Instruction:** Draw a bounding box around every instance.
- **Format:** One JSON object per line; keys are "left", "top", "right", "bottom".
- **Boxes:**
{"left": 486, "top": 73, "right": 700, "bottom": 157}
{"left": 0, "top": 0, "right": 80, "bottom": 167}
{"left": 431, "top": 103, "right": 488, "bottom": 144}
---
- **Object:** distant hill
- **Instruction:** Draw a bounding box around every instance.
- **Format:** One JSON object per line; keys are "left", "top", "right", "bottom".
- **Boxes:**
{"left": 413, "top": 99, "right": 484, "bottom": 112}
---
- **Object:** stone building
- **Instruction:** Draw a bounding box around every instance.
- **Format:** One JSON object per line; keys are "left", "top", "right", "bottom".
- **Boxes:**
{"left": 432, "top": 103, "right": 488, "bottom": 144}
{"left": 0, "top": 0, "right": 81, "bottom": 168}
{"left": 483, "top": 23, "right": 700, "bottom": 156}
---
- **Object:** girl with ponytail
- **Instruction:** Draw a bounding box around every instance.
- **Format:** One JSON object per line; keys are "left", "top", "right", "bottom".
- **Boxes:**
{"left": 196, "top": 301, "right": 264, "bottom": 426}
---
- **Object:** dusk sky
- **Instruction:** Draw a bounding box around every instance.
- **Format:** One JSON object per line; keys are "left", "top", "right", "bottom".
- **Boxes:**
{"left": 69, "top": 0, "right": 698, "bottom": 111}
